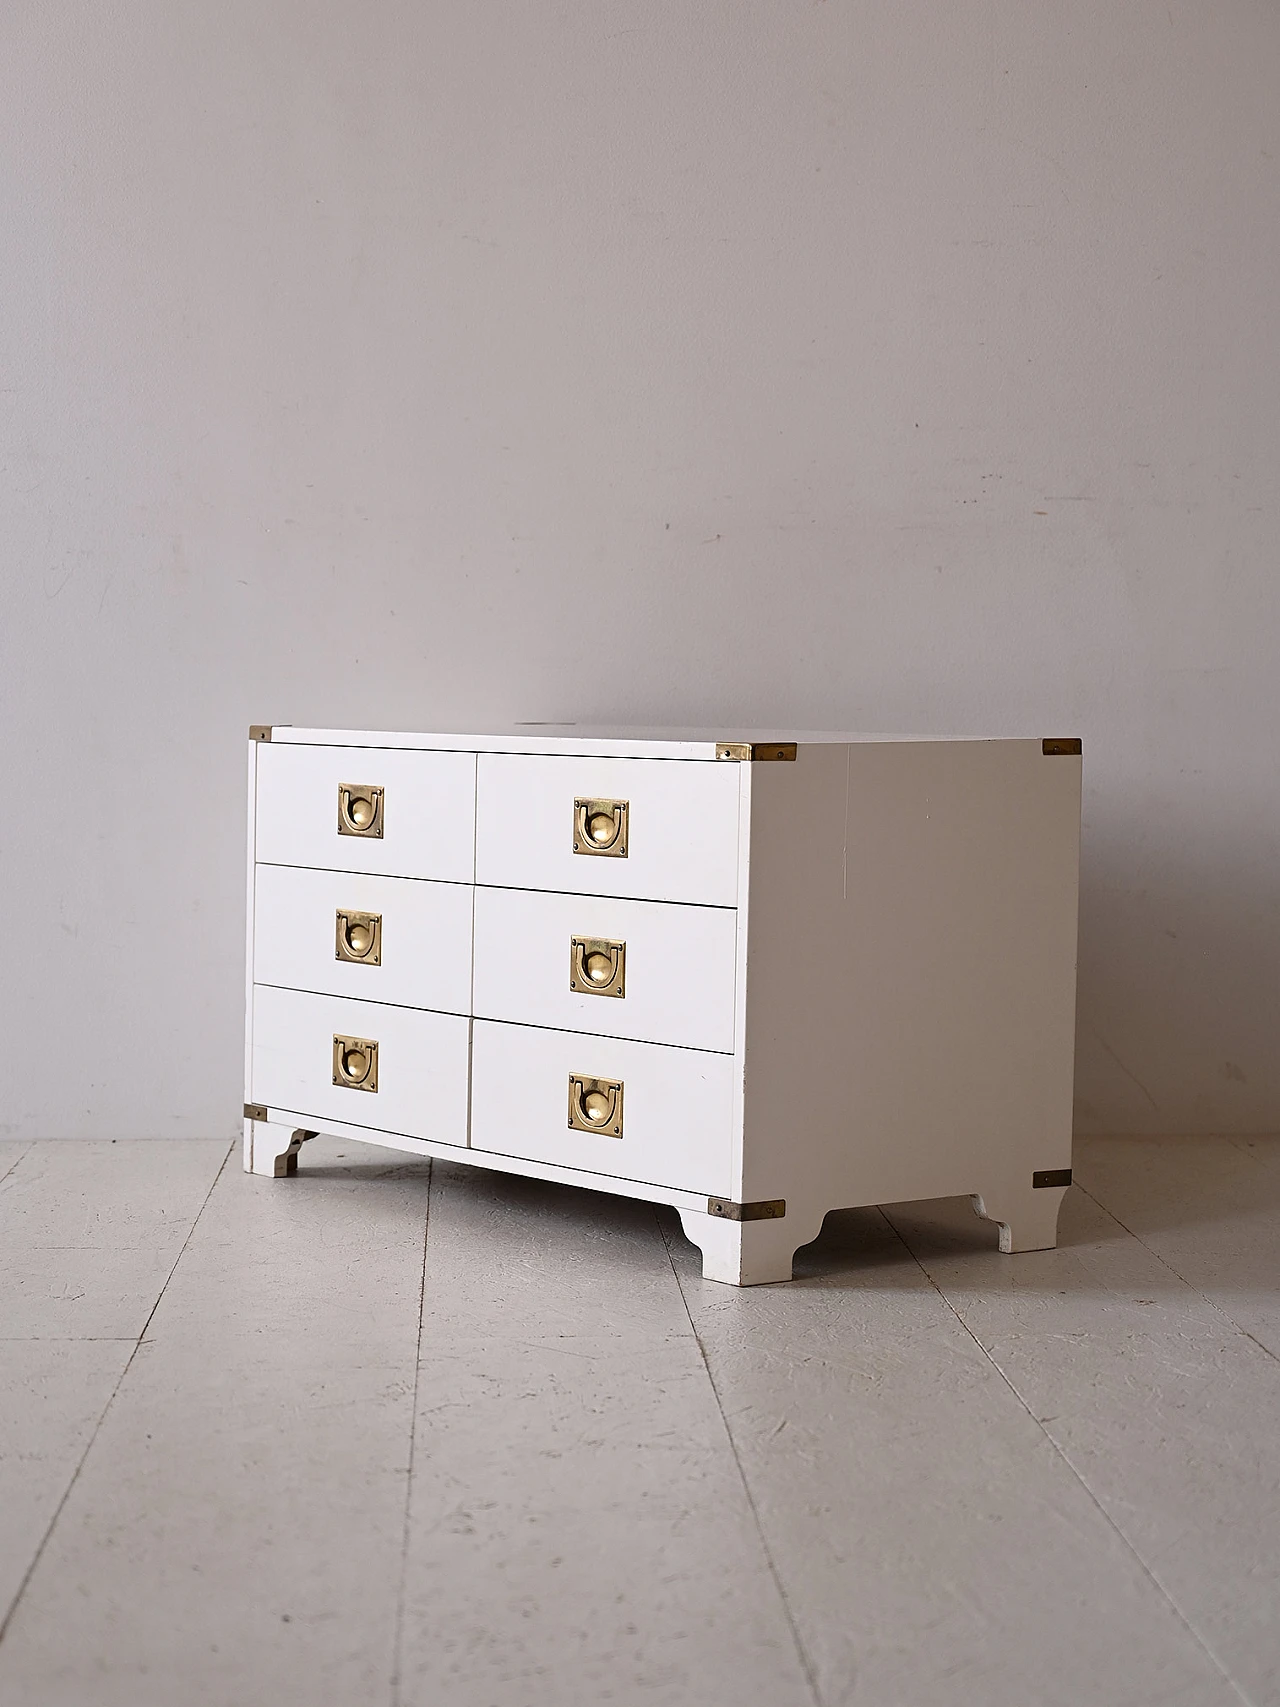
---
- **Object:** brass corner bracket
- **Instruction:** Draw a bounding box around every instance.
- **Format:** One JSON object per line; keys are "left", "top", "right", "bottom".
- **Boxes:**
{"left": 707, "top": 1196, "right": 786, "bottom": 1222}
{"left": 1042, "top": 738, "right": 1082, "bottom": 756}
{"left": 716, "top": 742, "right": 797, "bottom": 763}
{"left": 249, "top": 725, "right": 272, "bottom": 742}
{"left": 244, "top": 1102, "right": 269, "bottom": 1122}
{"left": 1032, "top": 1168, "right": 1073, "bottom": 1189}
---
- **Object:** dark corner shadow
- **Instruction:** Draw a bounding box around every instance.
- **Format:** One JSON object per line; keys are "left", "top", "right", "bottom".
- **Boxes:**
{"left": 289, "top": 1145, "right": 1273, "bottom": 1290}
{"left": 770, "top": 1193, "right": 1111, "bottom": 1289}
{"left": 670, "top": 1200, "right": 1013, "bottom": 1291}
{"left": 291, "top": 1148, "right": 432, "bottom": 1185}
{"left": 789, "top": 1199, "right": 1007, "bottom": 1286}
{"left": 298, "top": 1143, "right": 661, "bottom": 1238}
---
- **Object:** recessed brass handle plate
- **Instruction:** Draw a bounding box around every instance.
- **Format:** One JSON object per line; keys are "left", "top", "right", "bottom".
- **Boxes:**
{"left": 567, "top": 1073, "right": 623, "bottom": 1138}
{"left": 333, "top": 1033, "right": 379, "bottom": 1091}
{"left": 569, "top": 936, "right": 625, "bottom": 998}
{"left": 338, "top": 784, "right": 384, "bottom": 838}
{"left": 336, "top": 909, "right": 382, "bottom": 965}
{"left": 572, "top": 798, "right": 628, "bottom": 857}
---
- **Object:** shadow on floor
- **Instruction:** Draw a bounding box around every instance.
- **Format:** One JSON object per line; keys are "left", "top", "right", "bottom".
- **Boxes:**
{"left": 284, "top": 1133, "right": 1280, "bottom": 1297}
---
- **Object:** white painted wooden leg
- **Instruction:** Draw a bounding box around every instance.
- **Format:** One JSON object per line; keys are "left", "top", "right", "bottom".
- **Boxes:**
{"left": 676, "top": 1205, "right": 828, "bottom": 1286}
{"left": 970, "top": 1184, "right": 1068, "bottom": 1253}
{"left": 244, "top": 1118, "right": 314, "bottom": 1178}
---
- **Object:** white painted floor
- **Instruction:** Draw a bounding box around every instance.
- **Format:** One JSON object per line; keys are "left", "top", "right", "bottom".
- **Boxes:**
{"left": 1, "top": 1135, "right": 1278, "bottom": 1707}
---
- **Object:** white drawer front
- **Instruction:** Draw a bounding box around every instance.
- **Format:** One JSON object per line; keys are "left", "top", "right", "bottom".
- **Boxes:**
{"left": 256, "top": 743, "right": 475, "bottom": 881}
{"left": 472, "top": 887, "right": 737, "bottom": 1053}
{"left": 475, "top": 753, "right": 741, "bottom": 905}
{"left": 251, "top": 986, "right": 470, "bottom": 1146}
{"left": 253, "top": 865, "right": 472, "bottom": 1015}
{"left": 470, "top": 1020, "right": 734, "bottom": 1195}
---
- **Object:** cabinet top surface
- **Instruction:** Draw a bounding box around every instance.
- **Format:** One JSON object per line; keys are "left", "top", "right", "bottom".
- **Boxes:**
{"left": 255, "top": 726, "right": 1062, "bottom": 760}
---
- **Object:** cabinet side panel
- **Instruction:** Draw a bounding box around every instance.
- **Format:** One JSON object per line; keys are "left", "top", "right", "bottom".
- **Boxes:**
{"left": 244, "top": 739, "right": 259, "bottom": 1167}
{"left": 740, "top": 742, "right": 1080, "bottom": 1210}
{"left": 729, "top": 762, "right": 753, "bottom": 1200}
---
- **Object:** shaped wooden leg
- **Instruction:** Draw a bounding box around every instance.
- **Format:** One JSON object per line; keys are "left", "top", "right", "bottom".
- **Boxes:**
{"left": 243, "top": 1118, "right": 315, "bottom": 1178}
{"left": 970, "top": 1184, "right": 1068, "bottom": 1253}
{"left": 676, "top": 1203, "right": 828, "bottom": 1286}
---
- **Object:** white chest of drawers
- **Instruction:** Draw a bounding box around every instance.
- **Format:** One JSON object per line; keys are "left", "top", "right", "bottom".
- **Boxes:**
{"left": 244, "top": 727, "right": 1081, "bottom": 1284}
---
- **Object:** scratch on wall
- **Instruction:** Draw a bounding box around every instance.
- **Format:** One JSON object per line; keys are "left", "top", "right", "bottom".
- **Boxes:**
{"left": 1090, "top": 1028, "right": 1160, "bottom": 1114}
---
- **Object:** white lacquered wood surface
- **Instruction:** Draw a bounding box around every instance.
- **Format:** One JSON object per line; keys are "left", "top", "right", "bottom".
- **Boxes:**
{"left": 250, "top": 986, "right": 471, "bottom": 1147}
{"left": 246, "top": 727, "right": 1082, "bottom": 1278}
{"left": 475, "top": 751, "right": 742, "bottom": 905}
{"left": 253, "top": 864, "right": 473, "bottom": 1016}
{"left": 268, "top": 725, "right": 980, "bottom": 758}
{"left": 472, "top": 885, "right": 738, "bottom": 1053}
{"left": 255, "top": 743, "right": 476, "bottom": 882}
{"left": 469, "top": 1019, "right": 735, "bottom": 1195}
{"left": 736, "top": 740, "right": 1080, "bottom": 1232}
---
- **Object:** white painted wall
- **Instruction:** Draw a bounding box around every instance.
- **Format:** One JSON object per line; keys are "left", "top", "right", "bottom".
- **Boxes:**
{"left": 2, "top": 1, "right": 1277, "bottom": 1138}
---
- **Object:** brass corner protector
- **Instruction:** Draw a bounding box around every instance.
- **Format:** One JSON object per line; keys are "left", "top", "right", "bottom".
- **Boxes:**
{"left": 244, "top": 1102, "right": 268, "bottom": 1122}
{"left": 1042, "top": 737, "right": 1082, "bottom": 757}
{"left": 707, "top": 1196, "right": 787, "bottom": 1222}
{"left": 1032, "top": 1168, "right": 1073, "bottom": 1189}
{"left": 716, "top": 742, "right": 798, "bottom": 763}
{"left": 249, "top": 725, "right": 272, "bottom": 743}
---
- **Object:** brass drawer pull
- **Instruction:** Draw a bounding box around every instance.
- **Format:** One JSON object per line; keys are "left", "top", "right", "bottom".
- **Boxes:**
{"left": 569, "top": 936, "right": 625, "bottom": 998}
{"left": 336, "top": 909, "right": 381, "bottom": 965}
{"left": 572, "top": 797, "right": 628, "bottom": 857}
{"left": 333, "top": 1033, "right": 378, "bottom": 1091}
{"left": 338, "top": 784, "right": 384, "bottom": 838}
{"left": 567, "top": 1073, "right": 623, "bottom": 1137}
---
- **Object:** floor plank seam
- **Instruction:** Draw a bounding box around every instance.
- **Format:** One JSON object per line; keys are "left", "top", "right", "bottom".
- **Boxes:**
{"left": 0, "top": 1140, "right": 236, "bottom": 1651}
{"left": 877, "top": 1207, "right": 1258, "bottom": 1707}
{"left": 0, "top": 1143, "right": 35, "bottom": 1192}
{"left": 657, "top": 1211, "right": 826, "bottom": 1707}
{"left": 1074, "top": 1180, "right": 1280, "bottom": 1369}
{"left": 390, "top": 1159, "right": 433, "bottom": 1707}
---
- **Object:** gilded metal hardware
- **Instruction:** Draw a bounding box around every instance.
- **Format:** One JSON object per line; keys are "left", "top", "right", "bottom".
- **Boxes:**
{"left": 249, "top": 725, "right": 272, "bottom": 742}
{"left": 1032, "top": 1168, "right": 1073, "bottom": 1188}
{"left": 336, "top": 908, "right": 382, "bottom": 965}
{"left": 338, "top": 784, "right": 384, "bottom": 838}
{"left": 572, "top": 798, "right": 628, "bottom": 857}
{"left": 567, "top": 1073, "right": 623, "bottom": 1137}
{"left": 1042, "top": 738, "right": 1082, "bottom": 756}
{"left": 243, "top": 1102, "right": 268, "bottom": 1122}
{"left": 270, "top": 1129, "right": 316, "bottom": 1178}
{"left": 569, "top": 936, "right": 625, "bottom": 998}
{"left": 715, "top": 742, "right": 797, "bottom": 762}
{"left": 333, "top": 1033, "right": 379, "bottom": 1091}
{"left": 707, "top": 1197, "right": 787, "bottom": 1221}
